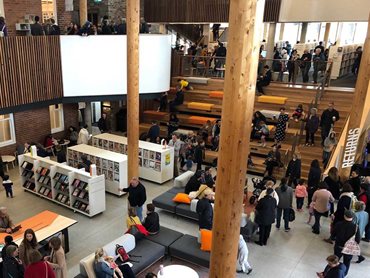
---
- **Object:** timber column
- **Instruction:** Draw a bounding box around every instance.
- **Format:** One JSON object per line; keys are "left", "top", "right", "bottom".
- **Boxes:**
{"left": 209, "top": 0, "right": 265, "bottom": 277}
{"left": 79, "top": 0, "right": 88, "bottom": 26}
{"left": 127, "top": 0, "right": 140, "bottom": 182}
{"left": 339, "top": 15, "right": 370, "bottom": 178}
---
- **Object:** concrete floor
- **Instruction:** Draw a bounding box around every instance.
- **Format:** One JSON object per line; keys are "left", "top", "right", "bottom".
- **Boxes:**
{"left": 2, "top": 165, "right": 370, "bottom": 277}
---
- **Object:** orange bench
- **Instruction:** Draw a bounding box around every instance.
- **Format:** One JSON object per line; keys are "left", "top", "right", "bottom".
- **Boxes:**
{"left": 209, "top": 91, "right": 224, "bottom": 99}
{"left": 187, "top": 102, "right": 214, "bottom": 111}
{"left": 188, "top": 116, "right": 218, "bottom": 125}
{"left": 143, "top": 111, "right": 169, "bottom": 120}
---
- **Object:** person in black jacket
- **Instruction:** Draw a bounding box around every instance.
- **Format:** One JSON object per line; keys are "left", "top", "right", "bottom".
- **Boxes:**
{"left": 30, "top": 16, "right": 44, "bottom": 36}
{"left": 285, "top": 153, "right": 301, "bottom": 187}
{"left": 184, "top": 171, "right": 203, "bottom": 194}
{"left": 194, "top": 141, "right": 205, "bottom": 171}
{"left": 147, "top": 121, "right": 160, "bottom": 143}
{"left": 1, "top": 235, "right": 18, "bottom": 261}
{"left": 3, "top": 245, "right": 24, "bottom": 278}
{"left": 307, "top": 159, "right": 322, "bottom": 207}
{"left": 120, "top": 177, "right": 147, "bottom": 221}
{"left": 143, "top": 204, "right": 160, "bottom": 235}
{"left": 78, "top": 155, "right": 91, "bottom": 173}
{"left": 348, "top": 169, "right": 361, "bottom": 197}
{"left": 255, "top": 188, "right": 277, "bottom": 246}
{"left": 169, "top": 90, "right": 184, "bottom": 112}
{"left": 317, "top": 255, "right": 346, "bottom": 278}
{"left": 0, "top": 156, "right": 4, "bottom": 180}
{"left": 320, "top": 102, "right": 340, "bottom": 145}
{"left": 98, "top": 113, "right": 108, "bottom": 133}
{"left": 324, "top": 167, "right": 342, "bottom": 215}
{"left": 256, "top": 65, "right": 272, "bottom": 94}
{"left": 332, "top": 210, "right": 361, "bottom": 276}
{"left": 196, "top": 188, "right": 214, "bottom": 230}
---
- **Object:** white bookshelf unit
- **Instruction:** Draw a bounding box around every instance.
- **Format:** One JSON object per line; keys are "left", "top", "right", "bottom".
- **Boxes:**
{"left": 18, "top": 154, "right": 105, "bottom": 217}
{"left": 67, "top": 144, "right": 127, "bottom": 196}
{"left": 328, "top": 44, "right": 363, "bottom": 79}
{"left": 92, "top": 133, "right": 174, "bottom": 184}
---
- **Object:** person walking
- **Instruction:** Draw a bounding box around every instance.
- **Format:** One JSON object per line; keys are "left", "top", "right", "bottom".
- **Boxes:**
{"left": 255, "top": 188, "right": 277, "bottom": 246}
{"left": 307, "top": 159, "right": 322, "bottom": 207}
{"left": 323, "top": 131, "right": 337, "bottom": 168}
{"left": 312, "top": 183, "right": 334, "bottom": 234}
{"left": 295, "top": 179, "right": 308, "bottom": 211}
{"left": 332, "top": 210, "right": 361, "bottom": 276}
{"left": 236, "top": 235, "right": 253, "bottom": 275}
{"left": 275, "top": 178, "right": 293, "bottom": 232}
{"left": 324, "top": 167, "right": 342, "bottom": 214}
{"left": 285, "top": 153, "right": 301, "bottom": 187}
{"left": 46, "top": 237, "right": 67, "bottom": 278}
{"left": 168, "top": 134, "right": 182, "bottom": 177}
{"left": 194, "top": 140, "right": 205, "bottom": 171}
{"left": 304, "top": 108, "right": 319, "bottom": 146}
{"left": 120, "top": 177, "right": 147, "bottom": 221}
{"left": 300, "top": 49, "right": 312, "bottom": 83}
{"left": 354, "top": 201, "right": 368, "bottom": 263}
{"left": 2, "top": 175, "right": 14, "bottom": 198}
{"left": 274, "top": 107, "right": 289, "bottom": 146}
{"left": 77, "top": 125, "right": 89, "bottom": 145}
{"left": 320, "top": 102, "right": 340, "bottom": 146}
{"left": 0, "top": 156, "right": 5, "bottom": 181}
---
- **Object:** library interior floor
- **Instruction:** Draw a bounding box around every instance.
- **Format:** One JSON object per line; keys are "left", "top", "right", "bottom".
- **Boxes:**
{"left": 2, "top": 165, "right": 369, "bottom": 277}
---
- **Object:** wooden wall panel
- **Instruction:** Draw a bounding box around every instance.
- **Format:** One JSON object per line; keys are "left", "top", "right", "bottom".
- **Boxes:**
{"left": 0, "top": 36, "right": 63, "bottom": 109}
{"left": 144, "top": 0, "right": 281, "bottom": 23}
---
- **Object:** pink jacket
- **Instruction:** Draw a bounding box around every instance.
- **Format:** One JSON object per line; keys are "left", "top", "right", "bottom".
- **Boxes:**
{"left": 295, "top": 185, "right": 308, "bottom": 198}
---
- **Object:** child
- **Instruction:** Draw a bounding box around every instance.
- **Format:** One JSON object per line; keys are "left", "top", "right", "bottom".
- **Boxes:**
{"left": 258, "top": 121, "right": 270, "bottom": 147}
{"left": 292, "top": 104, "right": 305, "bottom": 122}
{"left": 185, "top": 155, "right": 193, "bottom": 171}
{"left": 307, "top": 201, "right": 315, "bottom": 224}
{"left": 295, "top": 179, "right": 308, "bottom": 211}
{"left": 236, "top": 235, "right": 253, "bottom": 274}
{"left": 104, "top": 256, "right": 123, "bottom": 278}
{"left": 2, "top": 175, "right": 13, "bottom": 198}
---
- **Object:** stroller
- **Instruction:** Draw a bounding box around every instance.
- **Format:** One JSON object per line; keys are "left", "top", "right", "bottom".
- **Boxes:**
{"left": 249, "top": 176, "right": 276, "bottom": 204}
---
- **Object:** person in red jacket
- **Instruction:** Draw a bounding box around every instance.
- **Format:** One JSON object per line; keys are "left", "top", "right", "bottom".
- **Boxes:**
{"left": 24, "top": 249, "right": 55, "bottom": 278}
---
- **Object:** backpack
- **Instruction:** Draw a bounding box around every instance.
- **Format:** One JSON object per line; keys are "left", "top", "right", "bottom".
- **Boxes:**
{"left": 115, "top": 244, "right": 130, "bottom": 263}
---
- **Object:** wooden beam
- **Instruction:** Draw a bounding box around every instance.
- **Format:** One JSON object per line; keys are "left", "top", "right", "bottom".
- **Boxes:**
{"left": 209, "top": 0, "right": 265, "bottom": 277}
{"left": 79, "top": 0, "right": 87, "bottom": 26}
{"left": 338, "top": 14, "right": 370, "bottom": 178}
{"left": 126, "top": 0, "right": 140, "bottom": 183}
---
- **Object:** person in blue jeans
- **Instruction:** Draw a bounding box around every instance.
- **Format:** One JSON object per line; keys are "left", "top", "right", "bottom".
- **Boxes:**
{"left": 275, "top": 178, "right": 293, "bottom": 232}
{"left": 120, "top": 177, "right": 147, "bottom": 221}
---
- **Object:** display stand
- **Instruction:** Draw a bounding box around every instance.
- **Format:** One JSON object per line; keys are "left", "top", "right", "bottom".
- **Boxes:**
{"left": 18, "top": 154, "right": 105, "bottom": 217}
{"left": 67, "top": 144, "right": 127, "bottom": 196}
{"left": 329, "top": 44, "right": 363, "bottom": 79}
{"left": 92, "top": 133, "right": 174, "bottom": 184}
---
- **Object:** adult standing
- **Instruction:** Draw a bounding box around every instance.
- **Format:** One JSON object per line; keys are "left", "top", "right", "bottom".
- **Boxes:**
{"left": 324, "top": 167, "right": 342, "bottom": 214}
{"left": 49, "top": 19, "right": 60, "bottom": 35}
{"left": 212, "top": 24, "right": 221, "bottom": 41}
{"left": 98, "top": 113, "right": 108, "bottom": 133}
{"left": 354, "top": 201, "right": 368, "bottom": 263}
{"left": 0, "top": 17, "right": 8, "bottom": 37}
{"left": 332, "top": 210, "right": 361, "bottom": 276}
{"left": 256, "top": 65, "right": 272, "bottom": 95}
{"left": 68, "top": 126, "right": 78, "bottom": 146}
{"left": 194, "top": 140, "right": 205, "bottom": 171}
{"left": 307, "top": 159, "right": 322, "bottom": 207}
{"left": 77, "top": 125, "right": 89, "bottom": 145}
{"left": 358, "top": 184, "right": 370, "bottom": 242}
{"left": 300, "top": 49, "right": 312, "bottom": 83}
{"left": 24, "top": 250, "right": 55, "bottom": 278}
{"left": 46, "top": 237, "right": 67, "bottom": 278}
{"left": 348, "top": 169, "right": 361, "bottom": 197}
{"left": 120, "top": 177, "right": 147, "bottom": 221}
{"left": 168, "top": 134, "right": 182, "bottom": 177}
{"left": 30, "top": 16, "right": 45, "bottom": 36}
{"left": 77, "top": 155, "right": 91, "bottom": 173}
{"left": 255, "top": 188, "right": 277, "bottom": 246}
{"left": 312, "top": 183, "right": 334, "bottom": 234}
{"left": 264, "top": 146, "right": 281, "bottom": 177}
{"left": 331, "top": 183, "right": 355, "bottom": 231}
{"left": 287, "top": 50, "right": 299, "bottom": 83}
{"left": 0, "top": 156, "right": 5, "bottom": 180}
{"left": 320, "top": 102, "right": 340, "bottom": 146}
{"left": 275, "top": 178, "right": 293, "bottom": 232}
{"left": 285, "top": 153, "right": 301, "bottom": 187}
{"left": 19, "top": 229, "right": 38, "bottom": 267}
{"left": 1, "top": 235, "right": 18, "bottom": 261}
{"left": 258, "top": 180, "right": 279, "bottom": 205}
{"left": 196, "top": 188, "right": 214, "bottom": 230}
{"left": 312, "top": 48, "right": 325, "bottom": 84}
{"left": 304, "top": 108, "right": 319, "bottom": 146}
{"left": 0, "top": 207, "right": 15, "bottom": 233}
{"left": 146, "top": 121, "right": 160, "bottom": 143}
{"left": 274, "top": 107, "right": 289, "bottom": 146}
{"left": 3, "top": 245, "right": 24, "bottom": 278}
{"left": 167, "top": 114, "right": 179, "bottom": 138}
{"left": 323, "top": 131, "right": 337, "bottom": 168}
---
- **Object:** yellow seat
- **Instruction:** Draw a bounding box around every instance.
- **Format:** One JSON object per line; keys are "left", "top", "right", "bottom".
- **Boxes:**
{"left": 187, "top": 102, "right": 214, "bottom": 111}
{"left": 257, "top": 96, "right": 287, "bottom": 105}
{"left": 209, "top": 91, "right": 224, "bottom": 99}
{"left": 267, "top": 125, "right": 275, "bottom": 132}
{"left": 188, "top": 116, "right": 217, "bottom": 125}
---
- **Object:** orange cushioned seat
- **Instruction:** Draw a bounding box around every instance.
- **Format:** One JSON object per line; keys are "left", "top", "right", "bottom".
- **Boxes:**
{"left": 209, "top": 91, "right": 224, "bottom": 99}
{"left": 144, "top": 110, "right": 168, "bottom": 117}
{"left": 187, "top": 102, "right": 214, "bottom": 111}
{"left": 257, "top": 96, "right": 287, "bottom": 105}
{"left": 188, "top": 116, "right": 217, "bottom": 125}
{"left": 267, "top": 125, "right": 275, "bottom": 132}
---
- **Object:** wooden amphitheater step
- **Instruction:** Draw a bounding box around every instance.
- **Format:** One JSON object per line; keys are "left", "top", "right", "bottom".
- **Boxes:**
{"left": 187, "top": 102, "right": 214, "bottom": 111}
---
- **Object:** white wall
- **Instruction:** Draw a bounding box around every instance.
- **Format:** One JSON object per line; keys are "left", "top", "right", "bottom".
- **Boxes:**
{"left": 279, "top": 0, "right": 370, "bottom": 22}
{"left": 60, "top": 35, "right": 171, "bottom": 97}
{"left": 0, "top": 0, "right": 5, "bottom": 17}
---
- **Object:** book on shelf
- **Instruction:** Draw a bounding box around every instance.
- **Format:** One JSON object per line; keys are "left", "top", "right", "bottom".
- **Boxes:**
{"left": 36, "top": 166, "right": 43, "bottom": 173}
{"left": 80, "top": 203, "right": 87, "bottom": 211}
{"left": 73, "top": 179, "right": 80, "bottom": 187}
{"left": 40, "top": 168, "right": 50, "bottom": 176}
{"left": 21, "top": 161, "right": 33, "bottom": 170}
{"left": 38, "top": 176, "right": 45, "bottom": 183}
{"left": 47, "top": 191, "right": 52, "bottom": 199}
{"left": 43, "top": 188, "right": 50, "bottom": 196}
{"left": 23, "top": 181, "right": 35, "bottom": 190}
{"left": 72, "top": 188, "right": 79, "bottom": 197}
{"left": 39, "top": 187, "right": 46, "bottom": 194}
{"left": 61, "top": 195, "right": 68, "bottom": 204}
{"left": 78, "top": 190, "right": 87, "bottom": 199}
{"left": 53, "top": 172, "right": 61, "bottom": 180}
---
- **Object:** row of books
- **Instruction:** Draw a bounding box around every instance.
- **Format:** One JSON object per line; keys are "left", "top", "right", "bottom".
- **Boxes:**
{"left": 22, "top": 170, "right": 34, "bottom": 179}
{"left": 37, "top": 175, "right": 51, "bottom": 185}
{"left": 21, "top": 161, "right": 33, "bottom": 170}
{"left": 72, "top": 187, "right": 88, "bottom": 200}
{"left": 73, "top": 200, "right": 90, "bottom": 213}
{"left": 72, "top": 179, "right": 88, "bottom": 191}
{"left": 55, "top": 193, "right": 70, "bottom": 206}
{"left": 38, "top": 186, "right": 52, "bottom": 198}
{"left": 54, "top": 182, "right": 69, "bottom": 193}
{"left": 36, "top": 167, "right": 50, "bottom": 176}
{"left": 23, "top": 181, "right": 35, "bottom": 191}
{"left": 53, "top": 173, "right": 69, "bottom": 185}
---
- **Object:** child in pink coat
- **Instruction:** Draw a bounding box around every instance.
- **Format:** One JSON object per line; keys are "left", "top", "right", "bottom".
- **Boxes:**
{"left": 295, "top": 179, "right": 308, "bottom": 211}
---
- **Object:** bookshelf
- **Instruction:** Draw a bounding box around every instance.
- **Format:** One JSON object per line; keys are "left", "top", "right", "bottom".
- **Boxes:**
{"left": 67, "top": 144, "right": 127, "bottom": 196}
{"left": 328, "top": 44, "right": 363, "bottom": 79}
{"left": 18, "top": 154, "right": 105, "bottom": 217}
{"left": 92, "top": 133, "right": 174, "bottom": 184}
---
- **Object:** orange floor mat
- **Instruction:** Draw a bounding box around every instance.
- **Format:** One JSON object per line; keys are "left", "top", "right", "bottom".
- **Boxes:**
{"left": 0, "top": 210, "right": 59, "bottom": 243}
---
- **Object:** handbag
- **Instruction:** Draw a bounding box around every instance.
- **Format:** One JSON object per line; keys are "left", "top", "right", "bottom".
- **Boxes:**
{"left": 288, "top": 207, "right": 295, "bottom": 222}
{"left": 342, "top": 225, "right": 361, "bottom": 256}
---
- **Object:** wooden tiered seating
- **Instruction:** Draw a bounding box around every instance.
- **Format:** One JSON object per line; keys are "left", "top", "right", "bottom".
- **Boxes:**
{"left": 187, "top": 102, "right": 214, "bottom": 111}
{"left": 143, "top": 110, "right": 169, "bottom": 121}
{"left": 257, "top": 95, "right": 287, "bottom": 105}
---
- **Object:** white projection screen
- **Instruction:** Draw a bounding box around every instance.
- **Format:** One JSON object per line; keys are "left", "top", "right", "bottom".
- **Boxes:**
{"left": 60, "top": 35, "right": 172, "bottom": 97}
